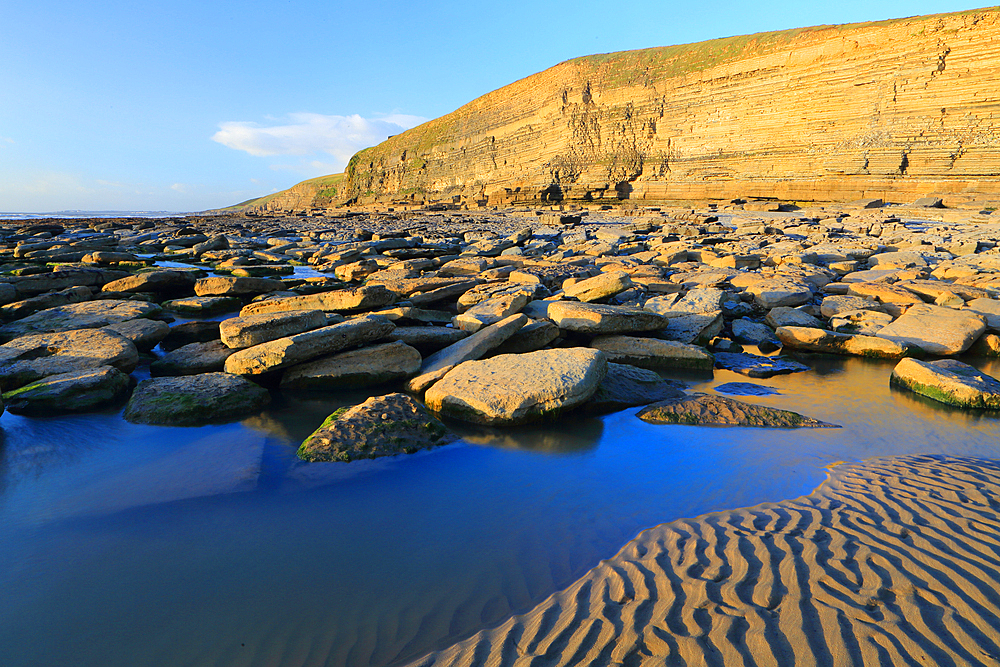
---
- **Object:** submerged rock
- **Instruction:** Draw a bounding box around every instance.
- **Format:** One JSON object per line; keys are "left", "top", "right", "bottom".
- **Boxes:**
{"left": 425, "top": 348, "right": 608, "bottom": 425}
{"left": 890, "top": 358, "right": 1000, "bottom": 409}
{"left": 123, "top": 372, "right": 271, "bottom": 426}
{"left": 297, "top": 393, "right": 454, "bottom": 462}
{"left": 713, "top": 382, "right": 780, "bottom": 396}
{"left": 2, "top": 366, "right": 132, "bottom": 416}
{"left": 712, "top": 352, "right": 809, "bottom": 378}
{"left": 637, "top": 394, "right": 838, "bottom": 428}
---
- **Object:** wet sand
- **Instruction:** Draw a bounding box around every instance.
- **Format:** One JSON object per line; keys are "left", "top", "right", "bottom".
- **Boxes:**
{"left": 408, "top": 455, "right": 1000, "bottom": 666}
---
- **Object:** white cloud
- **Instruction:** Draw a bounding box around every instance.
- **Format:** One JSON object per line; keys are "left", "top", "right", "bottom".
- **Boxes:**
{"left": 211, "top": 112, "right": 427, "bottom": 171}
{"left": 170, "top": 183, "right": 188, "bottom": 193}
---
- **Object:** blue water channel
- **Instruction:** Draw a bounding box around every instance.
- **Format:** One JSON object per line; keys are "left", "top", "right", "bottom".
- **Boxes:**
{"left": 2, "top": 349, "right": 1000, "bottom": 666}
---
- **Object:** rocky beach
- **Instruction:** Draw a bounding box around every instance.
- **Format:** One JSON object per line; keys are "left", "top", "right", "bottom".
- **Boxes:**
{"left": 2, "top": 199, "right": 1000, "bottom": 664}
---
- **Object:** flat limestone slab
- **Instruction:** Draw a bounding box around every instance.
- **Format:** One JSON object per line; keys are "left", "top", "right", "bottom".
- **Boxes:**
{"left": 776, "top": 326, "right": 916, "bottom": 359}
{"left": 220, "top": 309, "right": 327, "bottom": 349}
{"left": 425, "top": 348, "right": 608, "bottom": 425}
{"left": 712, "top": 352, "right": 809, "bottom": 378}
{"left": 239, "top": 285, "right": 395, "bottom": 315}
{"left": 890, "top": 358, "right": 1000, "bottom": 409}
{"left": 224, "top": 314, "right": 395, "bottom": 376}
{"left": 280, "top": 341, "right": 421, "bottom": 390}
{"left": 0, "top": 299, "right": 161, "bottom": 340}
{"left": 405, "top": 313, "right": 527, "bottom": 393}
{"left": 637, "top": 393, "right": 838, "bottom": 428}
{"left": 548, "top": 302, "right": 667, "bottom": 335}
{"left": 876, "top": 304, "right": 987, "bottom": 355}
{"left": 590, "top": 335, "right": 713, "bottom": 370}
{"left": 0, "top": 328, "right": 139, "bottom": 390}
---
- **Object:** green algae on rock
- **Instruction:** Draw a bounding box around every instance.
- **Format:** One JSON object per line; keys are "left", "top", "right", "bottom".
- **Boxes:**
{"left": 123, "top": 372, "right": 270, "bottom": 426}
{"left": 890, "top": 358, "right": 1000, "bottom": 409}
{"left": 298, "top": 392, "right": 454, "bottom": 462}
{"left": 637, "top": 393, "right": 838, "bottom": 428}
{"left": 2, "top": 366, "right": 131, "bottom": 416}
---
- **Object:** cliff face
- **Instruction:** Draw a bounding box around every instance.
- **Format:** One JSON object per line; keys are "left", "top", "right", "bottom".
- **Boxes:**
{"left": 293, "top": 8, "right": 1000, "bottom": 210}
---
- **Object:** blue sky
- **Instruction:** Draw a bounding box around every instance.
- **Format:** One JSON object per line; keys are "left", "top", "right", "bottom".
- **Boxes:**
{"left": 0, "top": 0, "right": 985, "bottom": 212}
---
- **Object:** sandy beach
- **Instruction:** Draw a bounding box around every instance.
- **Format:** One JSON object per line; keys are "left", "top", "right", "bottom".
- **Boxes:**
{"left": 407, "top": 455, "right": 1000, "bottom": 666}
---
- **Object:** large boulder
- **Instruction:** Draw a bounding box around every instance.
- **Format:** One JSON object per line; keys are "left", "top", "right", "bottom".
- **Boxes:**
{"left": 297, "top": 393, "right": 454, "bottom": 462}
{"left": 2, "top": 366, "right": 132, "bottom": 416}
{"left": 890, "top": 358, "right": 1000, "bottom": 409}
{"left": 0, "top": 299, "right": 161, "bottom": 340}
{"left": 280, "top": 341, "right": 422, "bottom": 390}
{"left": 589, "top": 335, "right": 713, "bottom": 370}
{"left": 876, "top": 304, "right": 987, "bottom": 355}
{"left": 637, "top": 394, "right": 838, "bottom": 427}
{"left": 547, "top": 302, "right": 667, "bottom": 335}
{"left": 0, "top": 329, "right": 139, "bottom": 390}
{"left": 425, "top": 348, "right": 608, "bottom": 425}
{"left": 123, "top": 372, "right": 271, "bottom": 426}
{"left": 224, "top": 315, "right": 395, "bottom": 376}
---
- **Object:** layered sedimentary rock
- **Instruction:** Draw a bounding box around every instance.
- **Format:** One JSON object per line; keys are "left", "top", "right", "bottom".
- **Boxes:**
{"left": 264, "top": 8, "right": 1000, "bottom": 210}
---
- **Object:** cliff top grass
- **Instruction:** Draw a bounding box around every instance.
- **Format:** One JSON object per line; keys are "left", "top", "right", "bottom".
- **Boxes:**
{"left": 224, "top": 173, "right": 344, "bottom": 212}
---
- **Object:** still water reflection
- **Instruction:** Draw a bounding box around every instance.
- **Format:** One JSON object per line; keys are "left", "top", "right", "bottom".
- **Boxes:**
{"left": 2, "top": 354, "right": 1000, "bottom": 666}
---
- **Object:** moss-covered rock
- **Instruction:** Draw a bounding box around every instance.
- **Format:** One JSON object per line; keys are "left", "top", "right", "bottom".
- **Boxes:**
{"left": 123, "top": 372, "right": 270, "bottom": 426}
{"left": 298, "top": 393, "right": 454, "bottom": 462}
{"left": 890, "top": 357, "right": 1000, "bottom": 409}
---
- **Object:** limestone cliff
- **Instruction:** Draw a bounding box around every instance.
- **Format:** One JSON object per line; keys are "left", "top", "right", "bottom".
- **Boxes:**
{"left": 278, "top": 8, "right": 1000, "bottom": 210}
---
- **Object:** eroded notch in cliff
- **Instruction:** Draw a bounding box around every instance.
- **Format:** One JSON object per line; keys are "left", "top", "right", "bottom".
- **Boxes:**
{"left": 933, "top": 45, "right": 951, "bottom": 76}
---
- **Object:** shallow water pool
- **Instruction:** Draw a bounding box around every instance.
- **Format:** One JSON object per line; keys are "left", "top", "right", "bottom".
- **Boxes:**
{"left": 2, "top": 354, "right": 1000, "bottom": 666}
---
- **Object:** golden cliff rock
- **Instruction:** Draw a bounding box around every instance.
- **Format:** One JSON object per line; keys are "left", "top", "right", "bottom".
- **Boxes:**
{"left": 261, "top": 8, "right": 1000, "bottom": 211}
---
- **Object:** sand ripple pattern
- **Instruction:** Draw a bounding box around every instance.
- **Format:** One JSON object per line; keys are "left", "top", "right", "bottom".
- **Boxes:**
{"left": 406, "top": 455, "right": 1000, "bottom": 666}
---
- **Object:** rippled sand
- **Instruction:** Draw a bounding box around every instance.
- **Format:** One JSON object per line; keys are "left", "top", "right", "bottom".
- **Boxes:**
{"left": 408, "top": 455, "right": 1000, "bottom": 666}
